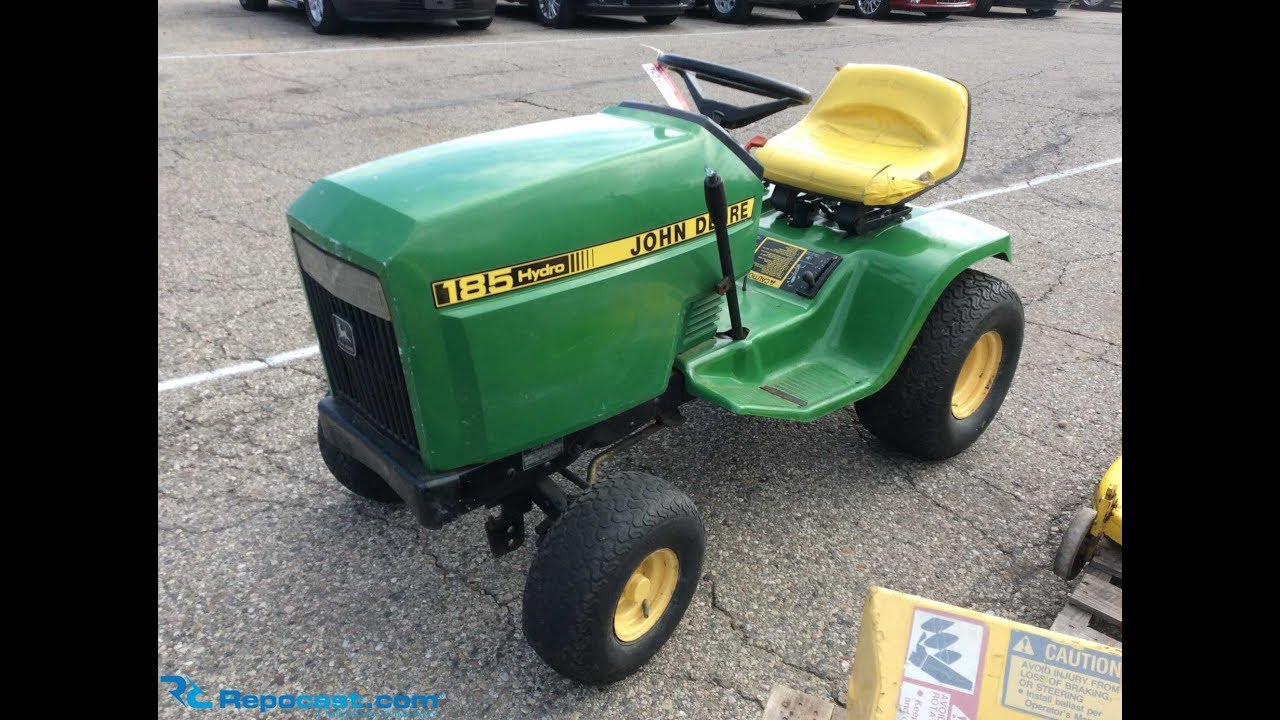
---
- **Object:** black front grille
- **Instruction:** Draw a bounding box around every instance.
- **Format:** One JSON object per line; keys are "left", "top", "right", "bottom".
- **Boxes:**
{"left": 301, "top": 272, "right": 420, "bottom": 453}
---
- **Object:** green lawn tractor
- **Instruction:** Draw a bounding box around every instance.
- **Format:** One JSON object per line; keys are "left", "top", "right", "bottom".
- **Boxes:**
{"left": 288, "top": 56, "right": 1024, "bottom": 684}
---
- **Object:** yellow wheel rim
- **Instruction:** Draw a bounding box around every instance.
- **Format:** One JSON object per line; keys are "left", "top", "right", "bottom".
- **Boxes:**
{"left": 951, "top": 331, "right": 1003, "bottom": 419}
{"left": 613, "top": 548, "right": 679, "bottom": 642}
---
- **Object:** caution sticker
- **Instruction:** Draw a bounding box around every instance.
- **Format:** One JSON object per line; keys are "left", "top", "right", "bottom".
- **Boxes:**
{"left": 430, "top": 198, "right": 756, "bottom": 308}
{"left": 1001, "top": 630, "right": 1121, "bottom": 720}
{"left": 896, "top": 608, "right": 987, "bottom": 720}
{"left": 748, "top": 236, "right": 807, "bottom": 288}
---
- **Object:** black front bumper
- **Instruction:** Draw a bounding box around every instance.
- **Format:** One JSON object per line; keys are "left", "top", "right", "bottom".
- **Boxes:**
{"left": 580, "top": 0, "right": 693, "bottom": 16}
{"left": 319, "top": 397, "right": 466, "bottom": 529}
{"left": 335, "top": 0, "right": 498, "bottom": 21}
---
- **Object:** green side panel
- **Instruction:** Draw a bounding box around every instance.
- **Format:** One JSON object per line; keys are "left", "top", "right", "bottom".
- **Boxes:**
{"left": 677, "top": 206, "right": 1012, "bottom": 420}
{"left": 288, "top": 105, "right": 761, "bottom": 471}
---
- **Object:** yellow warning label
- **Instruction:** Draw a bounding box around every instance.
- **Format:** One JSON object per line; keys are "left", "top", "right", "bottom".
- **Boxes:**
{"left": 748, "top": 236, "right": 807, "bottom": 289}
{"left": 1001, "top": 630, "right": 1121, "bottom": 720}
{"left": 430, "top": 198, "right": 756, "bottom": 308}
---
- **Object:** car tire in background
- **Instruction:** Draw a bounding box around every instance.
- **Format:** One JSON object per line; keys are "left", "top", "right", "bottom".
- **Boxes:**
{"left": 848, "top": 0, "right": 892, "bottom": 20}
{"left": 797, "top": 2, "right": 840, "bottom": 21}
{"left": 1026, "top": 7, "right": 1056, "bottom": 16}
{"left": 707, "top": 0, "right": 755, "bottom": 23}
{"left": 306, "top": 0, "right": 344, "bottom": 34}
{"left": 533, "top": 0, "right": 578, "bottom": 27}
{"left": 240, "top": 0, "right": 269, "bottom": 10}
{"left": 457, "top": 16, "right": 494, "bottom": 29}
{"left": 1077, "top": 0, "right": 1112, "bottom": 8}
{"left": 645, "top": 14, "right": 679, "bottom": 23}
{"left": 969, "top": 0, "right": 993, "bottom": 15}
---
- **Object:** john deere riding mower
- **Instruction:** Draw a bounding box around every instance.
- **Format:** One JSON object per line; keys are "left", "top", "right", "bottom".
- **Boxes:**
{"left": 288, "top": 56, "right": 1025, "bottom": 684}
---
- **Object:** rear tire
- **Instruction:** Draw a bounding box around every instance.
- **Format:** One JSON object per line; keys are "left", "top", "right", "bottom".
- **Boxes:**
{"left": 317, "top": 420, "right": 404, "bottom": 503}
{"left": 533, "top": 0, "right": 578, "bottom": 27}
{"left": 240, "top": 0, "right": 269, "bottom": 10}
{"left": 707, "top": 0, "right": 754, "bottom": 23}
{"left": 855, "top": 269, "right": 1024, "bottom": 460}
{"left": 969, "top": 0, "right": 993, "bottom": 15}
{"left": 849, "top": 0, "right": 891, "bottom": 19}
{"left": 305, "top": 0, "right": 343, "bottom": 34}
{"left": 457, "top": 16, "right": 493, "bottom": 29}
{"left": 523, "top": 471, "right": 705, "bottom": 684}
{"left": 644, "top": 14, "right": 679, "bottom": 24}
{"left": 797, "top": 3, "right": 840, "bottom": 21}
{"left": 1026, "top": 7, "right": 1057, "bottom": 16}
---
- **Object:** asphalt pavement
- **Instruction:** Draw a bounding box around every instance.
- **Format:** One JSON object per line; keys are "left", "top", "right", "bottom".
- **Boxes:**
{"left": 158, "top": 3, "right": 1122, "bottom": 718}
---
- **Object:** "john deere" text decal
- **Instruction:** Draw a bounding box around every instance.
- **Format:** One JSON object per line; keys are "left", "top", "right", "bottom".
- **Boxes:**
{"left": 430, "top": 198, "right": 756, "bottom": 308}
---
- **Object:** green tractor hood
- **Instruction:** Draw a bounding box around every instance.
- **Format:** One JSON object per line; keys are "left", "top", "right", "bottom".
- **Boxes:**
{"left": 287, "top": 104, "right": 764, "bottom": 471}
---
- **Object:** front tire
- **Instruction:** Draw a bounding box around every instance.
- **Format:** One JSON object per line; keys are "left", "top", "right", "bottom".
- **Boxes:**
{"left": 457, "top": 16, "right": 493, "bottom": 29}
{"left": 707, "top": 0, "right": 754, "bottom": 23}
{"left": 317, "top": 420, "right": 404, "bottom": 503}
{"left": 644, "top": 14, "right": 678, "bottom": 24}
{"left": 797, "top": 3, "right": 840, "bottom": 21}
{"left": 523, "top": 472, "right": 705, "bottom": 684}
{"left": 533, "top": 0, "right": 578, "bottom": 27}
{"left": 305, "top": 0, "right": 343, "bottom": 34}
{"left": 849, "top": 0, "right": 891, "bottom": 19}
{"left": 240, "top": 0, "right": 269, "bottom": 10}
{"left": 1026, "top": 7, "right": 1057, "bottom": 16}
{"left": 969, "top": 0, "right": 993, "bottom": 15}
{"left": 855, "top": 269, "right": 1024, "bottom": 460}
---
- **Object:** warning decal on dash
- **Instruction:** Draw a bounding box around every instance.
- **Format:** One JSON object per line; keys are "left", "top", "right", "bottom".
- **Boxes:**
{"left": 896, "top": 608, "right": 987, "bottom": 720}
{"left": 1000, "top": 630, "right": 1121, "bottom": 720}
{"left": 748, "top": 236, "right": 807, "bottom": 288}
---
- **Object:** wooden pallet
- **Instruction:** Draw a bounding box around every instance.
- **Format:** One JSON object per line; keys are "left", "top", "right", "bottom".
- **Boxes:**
{"left": 1050, "top": 536, "right": 1122, "bottom": 648}
{"left": 761, "top": 685, "right": 846, "bottom": 720}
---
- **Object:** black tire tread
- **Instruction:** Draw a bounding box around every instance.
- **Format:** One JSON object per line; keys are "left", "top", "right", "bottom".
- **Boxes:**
{"left": 797, "top": 2, "right": 840, "bottom": 21}
{"left": 523, "top": 471, "right": 704, "bottom": 684}
{"left": 855, "top": 269, "right": 1023, "bottom": 460}
{"left": 241, "top": 0, "right": 269, "bottom": 10}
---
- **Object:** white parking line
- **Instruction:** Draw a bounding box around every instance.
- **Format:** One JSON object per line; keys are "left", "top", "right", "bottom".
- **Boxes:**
{"left": 158, "top": 346, "right": 319, "bottom": 393}
{"left": 924, "top": 157, "right": 1122, "bottom": 209}
{"left": 157, "top": 156, "right": 1121, "bottom": 393}
{"left": 158, "top": 25, "right": 851, "bottom": 62}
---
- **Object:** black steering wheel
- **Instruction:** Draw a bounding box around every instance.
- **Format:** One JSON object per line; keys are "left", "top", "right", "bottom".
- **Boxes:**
{"left": 657, "top": 53, "right": 812, "bottom": 129}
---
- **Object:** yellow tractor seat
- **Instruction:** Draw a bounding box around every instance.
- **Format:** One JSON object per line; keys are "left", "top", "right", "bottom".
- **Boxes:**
{"left": 756, "top": 65, "right": 970, "bottom": 208}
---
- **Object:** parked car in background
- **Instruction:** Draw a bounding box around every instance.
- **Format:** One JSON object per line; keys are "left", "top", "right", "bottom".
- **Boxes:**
{"left": 1075, "top": 0, "right": 1116, "bottom": 9}
{"left": 700, "top": 0, "right": 844, "bottom": 23}
{"left": 846, "top": 0, "right": 976, "bottom": 20}
{"left": 971, "top": 0, "right": 1070, "bottom": 16}
{"left": 523, "top": 0, "right": 694, "bottom": 28}
{"left": 238, "top": 0, "right": 497, "bottom": 33}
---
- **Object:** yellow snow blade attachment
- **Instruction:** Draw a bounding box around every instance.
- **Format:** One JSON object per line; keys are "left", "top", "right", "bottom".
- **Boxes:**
{"left": 847, "top": 587, "right": 1121, "bottom": 720}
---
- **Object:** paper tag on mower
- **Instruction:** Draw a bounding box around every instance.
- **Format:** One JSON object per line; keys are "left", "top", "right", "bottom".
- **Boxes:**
{"left": 642, "top": 63, "right": 691, "bottom": 111}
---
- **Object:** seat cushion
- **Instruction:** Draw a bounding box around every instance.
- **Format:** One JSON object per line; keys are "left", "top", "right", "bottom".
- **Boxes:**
{"left": 756, "top": 65, "right": 969, "bottom": 207}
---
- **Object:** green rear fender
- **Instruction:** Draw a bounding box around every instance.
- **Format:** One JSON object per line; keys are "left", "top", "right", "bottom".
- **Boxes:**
{"left": 678, "top": 207, "right": 1012, "bottom": 420}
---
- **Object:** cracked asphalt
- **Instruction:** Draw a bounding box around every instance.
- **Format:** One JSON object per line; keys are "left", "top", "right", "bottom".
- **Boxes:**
{"left": 158, "top": 3, "right": 1121, "bottom": 718}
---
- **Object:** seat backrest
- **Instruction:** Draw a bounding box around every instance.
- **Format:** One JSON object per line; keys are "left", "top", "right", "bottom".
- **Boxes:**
{"left": 808, "top": 64, "right": 969, "bottom": 183}
{"left": 798, "top": 64, "right": 967, "bottom": 202}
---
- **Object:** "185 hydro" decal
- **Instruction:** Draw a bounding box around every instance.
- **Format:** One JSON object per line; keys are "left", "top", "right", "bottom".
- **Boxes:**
{"left": 430, "top": 198, "right": 756, "bottom": 308}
